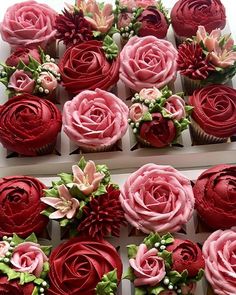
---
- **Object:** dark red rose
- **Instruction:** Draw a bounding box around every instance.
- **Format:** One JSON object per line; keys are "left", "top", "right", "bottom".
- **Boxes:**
{"left": 171, "top": 0, "right": 226, "bottom": 38}
{"left": 0, "top": 276, "right": 34, "bottom": 295}
{"left": 0, "top": 94, "right": 62, "bottom": 156}
{"left": 139, "top": 113, "right": 176, "bottom": 147}
{"left": 59, "top": 40, "right": 120, "bottom": 95}
{"left": 194, "top": 164, "right": 236, "bottom": 229}
{"left": 137, "top": 8, "right": 169, "bottom": 39}
{"left": 48, "top": 237, "right": 122, "bottom": 295}
{"left": 0, "top": 176, "right": 48, "bottom": 238}
{"left": 5, "top": 47, "right": 41, "bottom": 67}
{"left": 189, "top": 85, "right": 236, "bottom": 138}
{"left": 167, "top": 239, "right": 205, "bottom": 277}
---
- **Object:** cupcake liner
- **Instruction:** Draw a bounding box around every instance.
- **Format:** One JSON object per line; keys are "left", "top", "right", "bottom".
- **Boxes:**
{"left": 45, "top": 39, "right": 57, "bottom": 58}
{"left": 27, "top": 141, "right": 57, "bottom": 156}
{"left": 136, "top": 134, "right": 152, "bottom": 147}
{"left": 182, "top": 76, "right": 203, "bottom": 95}
{"left": 190, "top": 119, "right": 228, "bottom": 145}
{"left": 174, "top": 34, "right": 188, "bottom": 46}
{"left": 78, "top": 143, "right": 116, "bottom": 153}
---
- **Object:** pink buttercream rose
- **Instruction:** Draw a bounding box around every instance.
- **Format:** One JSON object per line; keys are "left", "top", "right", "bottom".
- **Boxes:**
{"left": 129, "top": 244, "right": 166, "bottom": 286}
{"left": 0, "top": 241, "right": 10, "bottom": 257}
{"left": 0, "top": 1, "right": 57, "bottom": 50}
{"left": 117, "top": 12, "right": 133, "bottom": 29}
{"left": 63, "top": 88, "right": 129, "bottom": 149}
{"left": 42, "top": 62, "right": 60, "bottom": 74}
{"left": 135, "top": 0, "right": 157, "bottom": 8}
{"left": 203, "top": 228, "right": 236, "bottom": 295}
{"left": 164, "top": 95, "right": 186, "bottom": 121}
{"left": 11, "top": 242, "right": 48, "bottom": 277}
{"left": 39, "top": 72, "right": 58, "bottom": 92}
{"left": 139, "top": 87, "right": 162, "bottom": 101}
{"left": 120, "top": 36, "right": 177, "bottom": 92}
{"left": 8, "top": 70, "right": 35, "bottom": 93}
{"left": 120, "top": 164, "right": 194, "bottom": 233}
{"left": 129, "top": 103, "right": 148, "bottom": 122}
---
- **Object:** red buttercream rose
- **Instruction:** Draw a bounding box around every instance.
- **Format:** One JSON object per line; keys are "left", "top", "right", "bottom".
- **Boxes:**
{"left": 139, "top": 113, "right": 176, "bottom": 147}
{"left": 189, "top": 85, "right": 236, "bottom": 138}
{"left": 0, "top": 176, "right": 48, "bottom": 238}
{"left": 59, "top": 40, "right": 120, "bottom": 95}
{"left": 137, "top": 8, "right": 169, "bottom": 39}
{"left": 194, "top": 164, "right": 236, "bottom": 229}
{"left": 0, "top": 94, "right": 62, "bottom": 156}
{"left": 6, "top": 47, "right": 41, "bottom": 67}
{"left": 171, "top": 0, "right": 226, "bottom": 38}
{"left": 48, "top": 238, "right": 122, "bottom": 295}
{"left": 166, "top": 239, "right": 205, "bottom": 277}
{"left": 0, "top": 276, "right": 34, "bottom": 295}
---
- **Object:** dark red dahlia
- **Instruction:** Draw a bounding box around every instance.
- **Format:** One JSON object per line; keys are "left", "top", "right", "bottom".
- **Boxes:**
{"left": 177, "top": 42, "right": 215, "bottom": 80}
{"left": 77, "top": 186, "right": 127, "bottom": 240}
{"left": 55, "top": 9, "right": 93, "bottom": 46}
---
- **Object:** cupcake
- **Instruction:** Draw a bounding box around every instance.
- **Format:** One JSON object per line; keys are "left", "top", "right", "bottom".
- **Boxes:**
{"left": 0, "top": 94, "right": 62, "bottom": 156}
{"left": 59, "top": 37, "right": 119, "bottom": 95}
{"left": 0, "top": 1, "right": 57, "bottom": 55}
{"left": 171, "top": 0, "right": 226, "bottom": 44}
{"left": 194, "top": 164, "right": 236, "bottom": 230}
{"left": 62, "top": 88, "right": 128, "bottom": 152}
{"left": 0, "top": 176, "right": 48, "bottom": 238}
{"left": 41, "top": 157, "right": 126, "bottom": 239}
{"left": 177, "top": 26, "right": 236, "bottom": 94}
{"left": 48, "top": 237, "right": 122, "bottom": 295}
{"left": 120, "top": 164, "right": 195, "bottom": 233}
{"left": 203, "top": 228, "right": 236, "bottom": 294}
{"left": 0, "top": 233, "right": 51, "bottom": 294}
{"left": 128, "top": 86, "right": 192, "bottom": 148}
{"left": 120, "top": 36, "right": 177, "bottom": 93}
{"left": 0, "top": 48, "right": 61, "bottom": 100}
{"left": 125, "top": 232, "right": 205, "bottom": 295}
{"left": 189, "top": 85, "right": 236, "bottom": 145}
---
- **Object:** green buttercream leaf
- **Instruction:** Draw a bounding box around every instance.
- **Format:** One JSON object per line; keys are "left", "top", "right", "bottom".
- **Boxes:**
{"left": 134, "top": 287, "right": 146, "bottom": 295}
{"left": 41, "top": 207, "right": 55, "bottom": 218}
{"left": 95, "top": 269, "right": 118, "bottom": 295}
{"left": 34, "top": 278, "right": 44, "bottom": 285}
{"left": 233, "top": 45, "right": 236, "bottom": 51}
{"left": 148, "top": 285, "right": 165, "bottom": 295}
{"left": 25, "top": 233, "right": 38, "bottom": 243}
{"left": 133, "top": 21, "right": 142, "bottom": 34}
{"left": 96, "top": 164, "right": 111, "bottom": 185}
{"left": 0, "top": 77, "right": 9, "bottom": 87}
{"left": 39, "top": 47, "right": 46, "bottom": 63}
{"left": 78, "top": 157, "right": 87, "bottom": 170}
{"left": 43, "top": 187, "right": 59, "bottom": 197}
{"left": 41, "top": 246, "right": 52, "bottom": 256}
{"left": 67, "top": 184, "right": 87, "bottom": 200}
{"left": 180, "top": 269, "right": 188, "bottom": 283}
{"left": 168, "top": 270, "right": 182, "bottom": 285}
{"left": 157, "top": 0, "right": 170, "bottom": 23}
{"left": 122, "top": 266, "right": 135, "bottom": 281}
{"left": 93, "top": 184, "right": 107, "bottom": 197}
{"left": 58, "top": 173, "right": 73, "bottom": 184}
{"left": 102, "top": 36, "right": 119, "bottom": 60}
{"left": 76, "top": 201, "right": 85, "bottom": 220}
{"left": 161, "top": 233, "right": 174, "bottom": 245}
{"left": 19, "top": 272, "right": 36, "bottom": 285}
{"left": 32, "top": 286, "right": 39, "bottom": 295}
{"left": 93, "top": 31, "right": 102, "bottom": 38}
{"left": 40, "top": 261, "right": 50, "bottom": 279}
{"left": 107, "top": 26, "right": 120, "bottom": 37}
{"left": 28, "top": 56, "right": 41, "bottom": 71}
{"left": 60, "top": 218, "right": 71, "bottom": 227}
{"left": 141, "top": 112, "right": 152, "bottom": 122}
{"left": 127, "top": 244, "right": 138, "bottom": 259}
{"left": 158, "top": 250, "right": 172, "bottom": 270}
{"left": 143, "top": 232, "right": 161, "bottom": 249}
{"left": 193, "top": 268, "right": 204, "bottom": 282}
{"left": 185, "top": 105, "right": 194, "bottom": 114}
{"left": 6, "top": 268, "right": 21, "bottom": 281}
{"left": 12, "top": 234, "right": 24, "bottom": 246}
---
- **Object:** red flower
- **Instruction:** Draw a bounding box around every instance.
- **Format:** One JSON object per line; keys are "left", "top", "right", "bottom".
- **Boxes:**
{"left": 0, "top": 276, "right": 34, "bottom": 295}
{"left": 77, "top": 186, "right": 127, "bottom": 240}
{"left": 177, "top": 42, "right": 215, "bottom": 80}
{"left": 6, "top": 47, "right": 41, "bottom": 67}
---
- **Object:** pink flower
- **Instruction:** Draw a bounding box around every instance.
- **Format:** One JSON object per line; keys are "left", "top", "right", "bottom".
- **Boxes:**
{"left": 41, "top": 184, "right": 80, "bottom": 219}
{"left": 139, "top": 87, "right": 162, "bottom": 101}
{"left": 196, "top": 26, "right": 221, "bottom": 52}
{"left": 209, "top": 46, "right": 236, "bottom": 68}
{"left": 119, "top": 0, "right": 136, "bottom": 10}
{"left": 117, "top": 12, "right": 133, "bottom": 29}
{"left": 135, "top": 0, "right": 157, "bottom": 9}
{"left": 0, "top": 242, "right": 10, "bottom": 257}
{"left": 129, "top": 244, "right": 166, "bottom": 286}
{"left": 129, "top": 103, "right": 148, "bottom": 122}
{"left": 38, "top": 72, "right": 58, "bottom": 92}
{"left": 164, "top": 95, "right": 186, "bottom": 121}
{"left": 77, "top": 0, "right": 95, "bottom": 13}
{"left": 72, "top": 160, "right": 104, "bottom": 195}
{"left": 11, "top": 242, "right": 48, "bottom": 277}
{"left": 8, "top": 70, "right": 35, "bottom": 93}
{"left": 42, "top": 62, "right": 60, "bottom": 74}
{"left": 84, "top": 2, "right": 114, "bottom": 34}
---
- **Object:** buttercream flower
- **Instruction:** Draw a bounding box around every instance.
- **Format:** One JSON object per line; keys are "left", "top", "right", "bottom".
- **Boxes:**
{"left": 196, "top": 26, "right": 221, "bottom": 52}
{"left": 0, "top": 0, "right": 57, "bottom": 50}
{"left": 0, "top": 277, "right": 34, "bottom": 294}
{"left": 11, "top": 242, "right": 48, "bottom": 277}
{"left": 6, "top": 47, "right": 41, "bottom": 67}
{"left": 129, "top": 244, "right": 166, "bottom": 286}
{"left": 160, "top": 283, "right": 196, "bottom": 295}
{"left": 135, "top": 0, "right": 157, "bottom": 9}
{"left": 71, "top": 160, "right": 104, "bottom": 195}
{"left": 139, "top": 87, "right": 162, "bottom": 101}
{"left": 42, "top": 62, "right": 60, "bottom": 74}
{"left": 38, "top": 72, "right": 58, "bottom": 92}
{"left": 63, "top": 89, "right": 128, "bottom": 150}
{"left": 8, "top": 70, "right": 35, "bottom": 93}
{"left": 0, "top": 241, "right": 10, "bottom": 257}
{"left": 120, "top": 164, "right": 194, "bottom": 233}
{"left": 203, "top": 228, "right": 236, "bottom": 295}
{"left": 41, "top": 184, "right": 80, "bottom": 219}
{"left": 194, "top": 164, "right": 236, "bottom": 229}
{"left": 129, "top": 103, "right": 148, "bottom": 122}
{"left": 117, "top": 12, "right": 133, "bottom": 29}
{"left": 164, "top": 95, "right": 186, "bottom": 121}
{"left": 120, "top": 36, "right": 177, "bottom": 92}
{"left": 119, "top": 0, "right": 136, "bottom": 10}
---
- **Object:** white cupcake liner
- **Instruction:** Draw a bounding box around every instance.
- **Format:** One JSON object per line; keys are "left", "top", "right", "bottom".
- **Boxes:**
{"left": 78, "top": 143, "right": 116, "bottom": 153}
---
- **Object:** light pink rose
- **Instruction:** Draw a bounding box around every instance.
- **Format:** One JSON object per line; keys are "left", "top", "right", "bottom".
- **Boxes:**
{"left": 117, "top": 12, "right": 133, "bottom": 29}
{"left": 63, "top": 88, "right": 129, "bottom": 149}
{"left": 0, "top": 1, "right": 57, "bottom": 50}
{"left": 203, "top": 228, "right": 236, "bottom": 295}
{"left": 139, "top": 87, "right": 162, "bottom": 101}
{"left": 120, "top": 36, "right": 177, "bottom": 92}
{"left": 0, "top": 241, "right": 10, "bottom": 257}
{"left": 39, "top": 72, "right": 58, "bottom": 92}
{"left": 11, "top": 242, "right": 48, "bottom": 277}
{"left": 129, "top": 103, "right": 148, "bottom": 122}
{"left": 119, "top": 0, "right": 136, "bottom": 10}
{"left": 42, "top": 62, "right": 60, "bottom": 74}
{"left": 129, "top": 244, "right": 166, "bottom": 286}
{"left": 120, "top": 164, "right": 194, "bottom": 233}
{"left": 164, "top": 95, "right": 186, "bottom": 121}
{"left": 135, "top": 0, "right": 157, "bottom": 9}
{"left": 8, "top": 70, "right": 35, "bottom": 93}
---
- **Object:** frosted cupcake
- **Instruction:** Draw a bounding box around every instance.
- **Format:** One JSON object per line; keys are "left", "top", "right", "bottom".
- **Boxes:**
{"left": 120, "top": 164, "right": 195, "bottom": 234}
{"left": 189, "top": 85, "right": 236, "bottom": 145}
{"left": 62, "top": 88, "right": 129, "bottom": 152}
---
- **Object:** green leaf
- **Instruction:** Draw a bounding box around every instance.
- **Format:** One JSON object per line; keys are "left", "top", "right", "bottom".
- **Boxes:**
{"left": 93, "top": 31, "right": 102, "bottom": 38}
{"left": 161, "top": 233, "right": 174, "bottom": 245}
{"left": 122, "top": 267, "right": 135, "bottom": 281}
{"left": 67, "top": 184, "right": 88, "bottom": 200}
{"left": 41, "top": 207, "right": 55, "bottom": 218}
{"left": 32, "top": 286, "right": 39, "bottom": 295}
{"left": 127, "top": 244, "right": 138, "bottom": 259}
{"left": 7, "top": 269, "right": 21, "bottom": 281}
{"left": 107, "top": 26, "right": 120, "bottom": 36}
{"left": 134, "top": 287, "right": 146, "bottom": 295}
{"left": 180, "top": 269, "right": 188, "bottom": 283}
{"left": 78, "top": 157, "right": 87, "bottom": 170}
{"left": 28, "top": 55, "right": 41, "bottom": 71}
{"left": 133, "top": 21, "right": 142, "bottom": 34}
{"left": 158, "top": 250, "right": 172, "bottom": 269}
{"left": 34, "top": 278, "right": 44, "bottom": 285}
{"left": 40, "top": 261, "right": 50, "bottom": 279}
{"left": 185, "top": 105, "right": 194, "bottom": 114}
{"left": 0, "top": 77, "right": 9, "bottom": 87}
{"left": 157, "top": 0, "right": 170, "bottom": 23}
{"left": 43, "top": 187, "right": 59, "bottom": 197}
{"left": 148, "top": 285, "right": 165, "bottom": 295}
{"left": 95, "top": 269, "right": 118, "bottom": 295}
{"left": 233, "top": 45, "right": 236, "bottom": 51}
{"left": 96, "top": 164, "right": 111, "bottom": 185}
{"left": 60, "top": 218, "right": 71, "bottom": 227}
{"left": 143, "top": 232, "right": 161, "bottom": 249}
{"left": 102, "top": 35, "right": 119, "bottom": 60}
{"left": 58, "top": 173, "right": 73, "bottom": 184}
{"left": 19, "top": 272, "right": 36, "bottom": 285}
{"left": 93, "top": 184, "right": 107, "bottom": 197}
{"left": 39, "top": 47, "right": 47, "bottom": 63}
{"left": 141, "top": 112, "right": 152, "bottom": 122}
{"left": 12, "top": 234, "right": 24, "bottom": 246}
{"left": 76, "top": 201, "right": 85, "bottom": 220}
{"left": 25, "top": 233, "right": 38, "bottom": 244}
{"left": 168, "top": 270, "right": 182, "bottom": 285}
{"left": 41, "top": 246, "right": 52, "bottom": 256}
{"left": 193, "top": 268, "right": 204, "bottom": 282}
